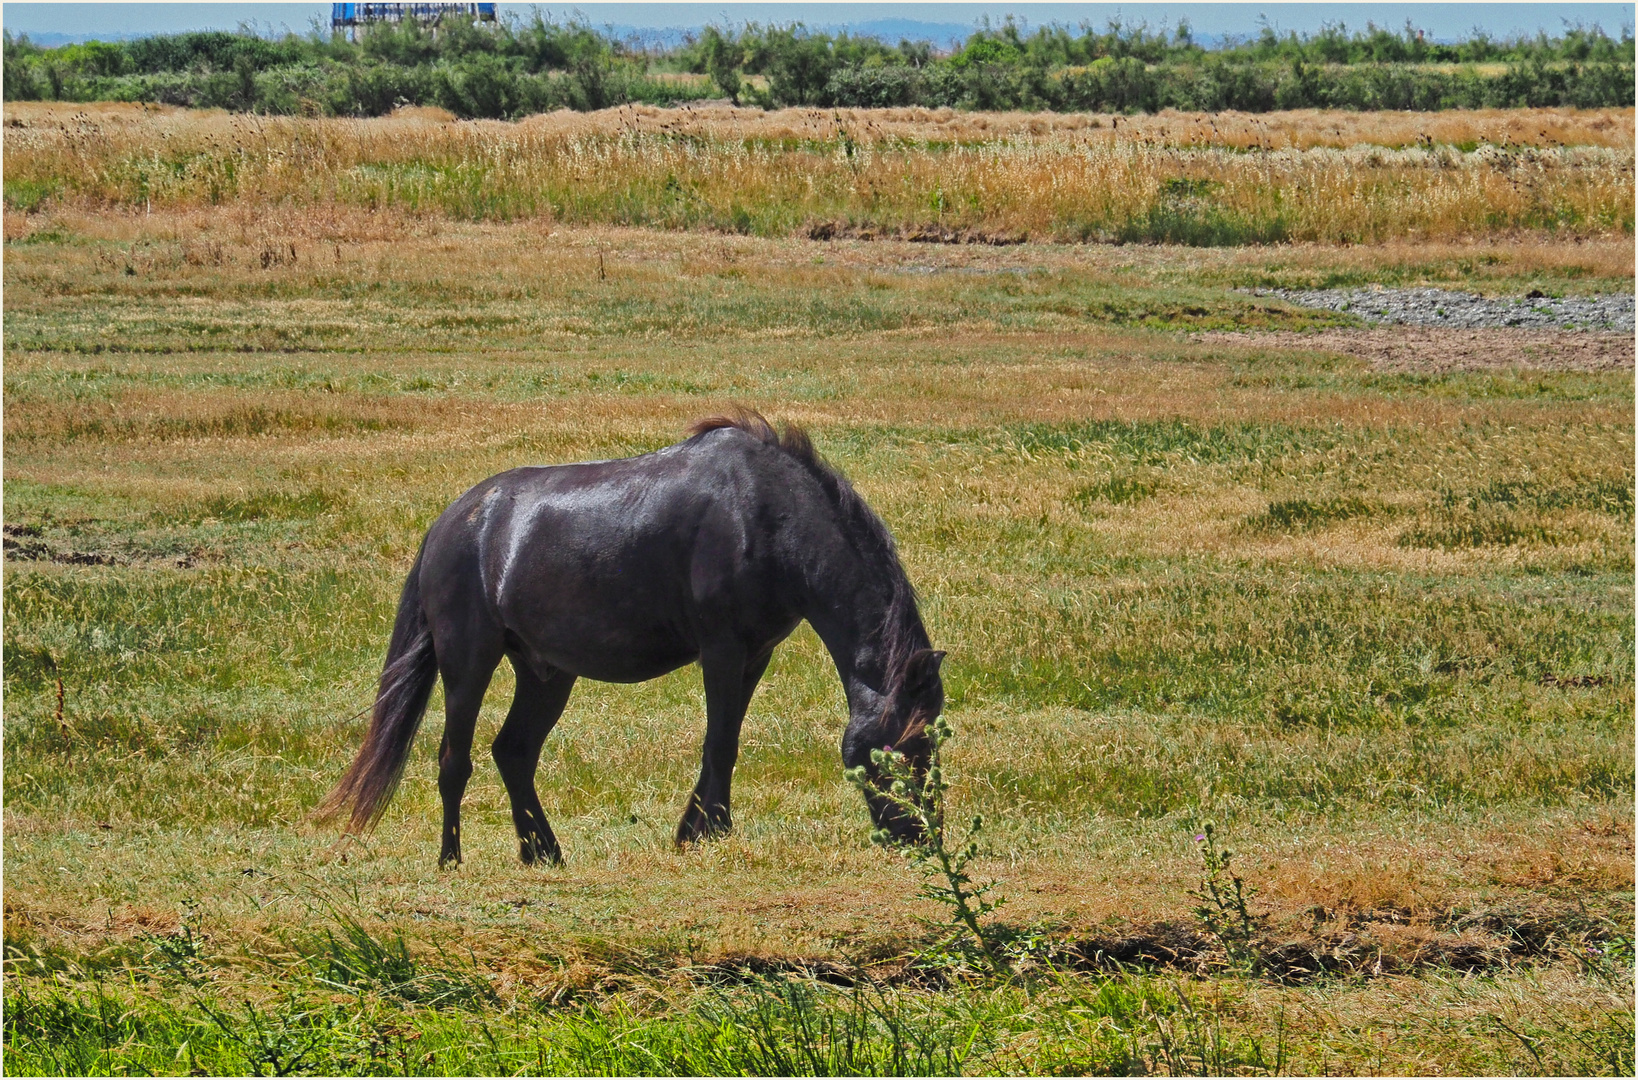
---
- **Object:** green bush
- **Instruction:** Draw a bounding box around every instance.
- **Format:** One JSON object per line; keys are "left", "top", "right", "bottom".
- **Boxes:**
{"left": 2, "top": 19, "right": 1633, "bottom": 116}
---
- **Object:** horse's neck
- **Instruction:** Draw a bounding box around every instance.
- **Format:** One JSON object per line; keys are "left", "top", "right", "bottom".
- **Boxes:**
{"left": 807, "top": 578, "right": 921, "bottom": 709}
{"left": 793, "top": 504, "right": 925, "bottom": 705}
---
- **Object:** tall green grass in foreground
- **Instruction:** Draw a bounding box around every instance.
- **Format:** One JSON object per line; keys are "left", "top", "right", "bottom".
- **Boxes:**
{"left": 0, "top": 966, "right": 1318, "bottom": 1076}
{"left": 8, "top": 903, "right": 1633, "bottom": 1078}
{"left": 2, "top": 218, "right": 1632, "bottom": 1074}
{"left": 6, "top": 929, "right": 1631, "bottom": 1075}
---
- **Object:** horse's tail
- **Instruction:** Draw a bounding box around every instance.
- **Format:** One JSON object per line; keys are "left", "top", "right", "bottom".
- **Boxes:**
{"left": 314, "top": 545, "right": 439, "bottom": 832}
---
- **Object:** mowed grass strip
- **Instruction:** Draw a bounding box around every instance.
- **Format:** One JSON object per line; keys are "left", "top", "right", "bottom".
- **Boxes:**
{"left": 3, "top": 214, "right": 1632, "bottom": 1075}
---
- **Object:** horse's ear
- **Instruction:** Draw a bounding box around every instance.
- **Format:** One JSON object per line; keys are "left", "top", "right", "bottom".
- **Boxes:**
{"left": 904, "top": 649, "right": 946, "bottom": 694}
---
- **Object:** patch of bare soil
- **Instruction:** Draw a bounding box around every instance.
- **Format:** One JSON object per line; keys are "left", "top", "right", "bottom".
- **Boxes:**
{"left": 706, "top": 901, "right": 1619, "bottom": 988}
{"left": 1060, "top": 916, "right": 1505, "bottom": 983}
{"left": 1, "top": 523, "right": 203, "bottom": 568}
{"left": 1198, "top": 327, "right": 1635, "bottom": 373}
{"left": 806, "top": 221, "right": 1028, "bottom": 245}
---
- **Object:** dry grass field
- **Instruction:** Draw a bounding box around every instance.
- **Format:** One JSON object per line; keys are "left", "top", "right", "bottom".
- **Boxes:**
{"left": 2, "top": 102, "right": 1634, "bottom": 1075}
{"left": 4, "top": 103, "right": 1633, "bottom": 245}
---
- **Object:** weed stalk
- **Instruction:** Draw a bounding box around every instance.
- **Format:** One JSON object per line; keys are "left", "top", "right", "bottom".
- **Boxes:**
{"left": 846, "top": 714, "right": 1009, "bottom": 976}
{"left": 1188, "top": 821, "right": 1261, "bottom": 969}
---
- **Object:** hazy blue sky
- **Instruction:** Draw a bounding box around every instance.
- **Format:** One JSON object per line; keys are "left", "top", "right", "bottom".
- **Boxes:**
{"left": 4, "top": 2, "right": 1632, "bottom": 47}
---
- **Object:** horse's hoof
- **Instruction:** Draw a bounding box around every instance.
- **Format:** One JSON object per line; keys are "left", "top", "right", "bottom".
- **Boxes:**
{"left": 519, "top": 842, "right": 563, "bottom": 867}
{"left": 675, "top": 815, "right": 730, "bottom": 847}
{"left": 675, "top": 816, "right": 707, "bottom": 846}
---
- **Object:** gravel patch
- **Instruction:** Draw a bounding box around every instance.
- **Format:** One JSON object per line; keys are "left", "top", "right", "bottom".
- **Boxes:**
{"left": 1256, "top": 286, "right": 1634, "bottom": 332}
{"left": 1198, "top": 328, "right": 1634, "bottom": 373}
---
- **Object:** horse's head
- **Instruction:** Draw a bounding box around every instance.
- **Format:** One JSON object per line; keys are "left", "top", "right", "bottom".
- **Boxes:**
{"left": 844, "top": 647, "right": 945, "bottom": 843}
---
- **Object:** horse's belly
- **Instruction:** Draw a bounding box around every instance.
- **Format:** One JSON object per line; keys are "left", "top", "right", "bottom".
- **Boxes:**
{"left": 527, "top": 637, "right": 698, "bottom": 684}
{"left": 499, "top": 579, "right": 699, "bottom": 684}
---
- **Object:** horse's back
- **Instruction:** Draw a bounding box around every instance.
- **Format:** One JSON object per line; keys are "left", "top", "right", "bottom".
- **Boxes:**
{"left": 416, "top": 428, "right": 818, "bottom": 681}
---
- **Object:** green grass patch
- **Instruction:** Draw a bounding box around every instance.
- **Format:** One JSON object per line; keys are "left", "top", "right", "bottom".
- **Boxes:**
{"left": 1241, "top": 496, "right": 1383, "bottom": 533}
{"left": 3, "top": 177, "right": 63, "bottom": 213}
{"left": 1072, "top": 474, "right": 1158, "bottom": 506}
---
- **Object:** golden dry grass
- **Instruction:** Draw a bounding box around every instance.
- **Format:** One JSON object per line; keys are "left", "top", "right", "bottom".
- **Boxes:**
{"left": 5, "top": 102, "right": 1633, "bottom": 244}
{"left": 7, "top": 100, "right": 1634, "bottom": 148}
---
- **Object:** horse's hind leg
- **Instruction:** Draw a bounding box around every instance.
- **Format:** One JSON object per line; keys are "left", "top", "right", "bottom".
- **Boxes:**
{"left": 492, "top": 656, "right": 576, "bottom": 866}
{"left": 436, "top": 639, "right": 503, "bottom": 868}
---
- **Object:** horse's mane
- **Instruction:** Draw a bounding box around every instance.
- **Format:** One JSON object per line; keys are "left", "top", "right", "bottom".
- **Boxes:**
{"left": 689, "top": 409, "right": 927, "bottom": 690}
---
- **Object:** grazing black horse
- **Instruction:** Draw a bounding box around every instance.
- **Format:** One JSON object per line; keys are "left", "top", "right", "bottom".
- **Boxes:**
{"left": 317, "top": 411, "right": 945, "bottom": 866}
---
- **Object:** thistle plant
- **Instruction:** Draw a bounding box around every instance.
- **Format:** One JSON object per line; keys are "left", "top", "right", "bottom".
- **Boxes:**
{"left": 1188, "top": 821, "right": 1260, "bottom": 967}
{"left": 845, "top": 715, "right": 1008, "bottom": 976}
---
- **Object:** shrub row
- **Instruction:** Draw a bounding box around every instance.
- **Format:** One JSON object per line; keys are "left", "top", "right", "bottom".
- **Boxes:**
{"left": 821, "top": 57, "right": 1634, "bottom": 112}
{"left": 4, "top": 18, "right": 1633, "bottom": 117}
{"left": 6, "top": 59, "right": 703, "bottom": 115}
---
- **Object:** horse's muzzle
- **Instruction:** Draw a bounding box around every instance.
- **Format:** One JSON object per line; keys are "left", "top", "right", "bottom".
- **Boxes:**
{"left": 866, "top": 789, "right": 928, "bottom": 845}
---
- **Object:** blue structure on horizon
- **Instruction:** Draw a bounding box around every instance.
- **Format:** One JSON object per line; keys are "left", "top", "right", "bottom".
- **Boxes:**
{"left": 332, "top": 3, "right": 497, "bottom": 38}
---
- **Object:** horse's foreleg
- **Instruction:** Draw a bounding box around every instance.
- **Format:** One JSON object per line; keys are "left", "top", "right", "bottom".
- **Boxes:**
{"left": 436, "top": 654, "right": 499, "bottom": 868}
{"left": 677, "top": 645, "right": 772, "bottom": 845}
{"left": 493, "top": 658, "right": 576, "bottom": 866}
